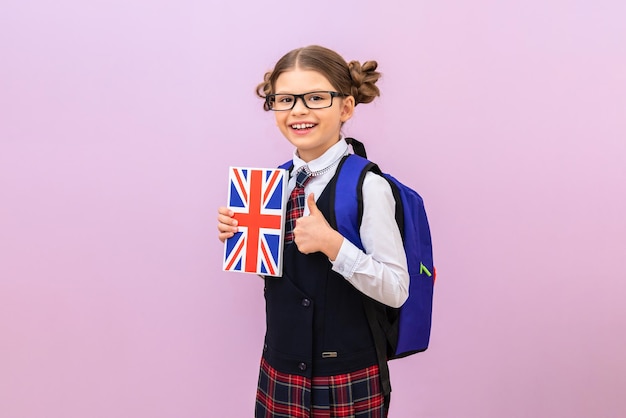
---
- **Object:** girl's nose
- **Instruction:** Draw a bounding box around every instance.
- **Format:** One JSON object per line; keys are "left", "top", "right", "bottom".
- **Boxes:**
{"left": 291, "top": 96, "right": 309, "bottom": 114}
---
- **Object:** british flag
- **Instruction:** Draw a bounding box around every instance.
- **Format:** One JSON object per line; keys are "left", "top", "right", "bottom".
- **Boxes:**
{"left": 223, "top": 167, "right": 287, "bottom": 277}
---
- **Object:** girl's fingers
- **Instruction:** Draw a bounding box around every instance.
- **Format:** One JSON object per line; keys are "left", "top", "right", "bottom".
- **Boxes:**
{"left": 218, "top": 206, "right": 234, "bottom": 217}
{"left": 217, "top": 221, "right": 238, "bottom": 233}
{"left": 217, "top": 207, "right": 238, "bottom": 242}
{"left": 218, "top": 214, "right": 238, "bottom": 226}
{"left": 217, "top": 207, "right": 238, "bottom": 226}
{"left": 218, "top": 230, "right": 235, "bottom": 243}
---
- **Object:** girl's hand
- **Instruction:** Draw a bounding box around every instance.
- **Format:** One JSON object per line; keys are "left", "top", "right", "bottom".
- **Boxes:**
{"left": 217, "top": 206, "right": 238, "bottom": 243}
{"left": 293, "top": 193, "right": 343, "bottom": 259}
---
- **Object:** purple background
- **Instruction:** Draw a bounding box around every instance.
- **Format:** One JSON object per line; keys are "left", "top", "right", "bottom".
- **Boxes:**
{"left": 1, "top": 1, "right": 625, "bottom": 417}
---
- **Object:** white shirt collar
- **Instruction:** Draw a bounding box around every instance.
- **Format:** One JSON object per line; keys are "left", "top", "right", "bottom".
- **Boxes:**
{"left": 291, "top": 138, "right": 349, "bottom": 176}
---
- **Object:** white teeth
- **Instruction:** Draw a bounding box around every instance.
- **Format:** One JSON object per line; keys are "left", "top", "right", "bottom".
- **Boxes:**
{"left": 291, "top": 123, "right": 315, "bottom": 130}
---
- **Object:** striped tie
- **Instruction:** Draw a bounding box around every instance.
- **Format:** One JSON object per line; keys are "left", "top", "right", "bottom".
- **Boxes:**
{"left": 285, "top": 169, "right": 312, "bottom": 244}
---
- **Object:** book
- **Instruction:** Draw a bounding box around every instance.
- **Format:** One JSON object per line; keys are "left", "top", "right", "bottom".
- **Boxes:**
{"left": 223, "top": 167, "right": 287, "bottom": 277}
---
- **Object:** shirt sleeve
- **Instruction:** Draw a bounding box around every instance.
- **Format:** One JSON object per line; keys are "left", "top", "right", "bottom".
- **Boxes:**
{"left": 330, "top": 172, "right": 410, "bottom": 308}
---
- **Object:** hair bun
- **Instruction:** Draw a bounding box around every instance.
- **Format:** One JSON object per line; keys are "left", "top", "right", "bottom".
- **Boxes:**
{"left": 348, "top": 60, "right": 381, "bottom": 105}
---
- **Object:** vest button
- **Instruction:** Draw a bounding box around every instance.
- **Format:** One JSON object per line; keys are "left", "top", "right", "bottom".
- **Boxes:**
{"left": 298, "top": 362, "right": 307, "bottom": 371}
{"left": 263, "top": 343, "right": 268, "bottom": 352}
{"left": 301, "top": 298, "right": 311, "bottom": 307}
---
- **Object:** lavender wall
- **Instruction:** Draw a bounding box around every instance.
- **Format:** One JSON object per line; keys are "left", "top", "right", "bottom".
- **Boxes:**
{"left": 1, "top": 1, "right": 625, "bottom": 417}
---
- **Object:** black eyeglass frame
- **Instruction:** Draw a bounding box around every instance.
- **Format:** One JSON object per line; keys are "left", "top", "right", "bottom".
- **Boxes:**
{"left": 265, "top": 91, "right": 347, "bottom": 111}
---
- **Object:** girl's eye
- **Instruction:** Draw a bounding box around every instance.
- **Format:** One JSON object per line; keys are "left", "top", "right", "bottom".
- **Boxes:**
{"left": 308, "top": 94, "right": 325, "bottom": 102}
{"left": 276, "top": 95, "right": 293, "bottom": 103}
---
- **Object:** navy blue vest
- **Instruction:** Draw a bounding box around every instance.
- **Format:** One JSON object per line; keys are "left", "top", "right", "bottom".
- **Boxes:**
{"left": 262, "top": 172, "right": 378, "bottom": 378}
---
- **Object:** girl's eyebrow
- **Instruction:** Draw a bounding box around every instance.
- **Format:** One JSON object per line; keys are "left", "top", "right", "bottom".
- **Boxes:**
{"left": 274, "top": 88, "right": 331, "bottom": 94}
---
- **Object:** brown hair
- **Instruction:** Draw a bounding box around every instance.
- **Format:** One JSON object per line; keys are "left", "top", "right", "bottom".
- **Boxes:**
{"left": 256, "top": 45, "right": 381, "bottom": 111}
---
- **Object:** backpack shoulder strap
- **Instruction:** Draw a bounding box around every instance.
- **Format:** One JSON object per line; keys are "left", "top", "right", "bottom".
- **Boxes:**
{"left": 331, "top": 152, "right": 394, "bottom": 397}
{"left": 279, "top": 160, "right": 293, "bottom": 172}
{"left": 345, "top": 137, "right": 368, "bottom": 159}
{"left": 328, "top": 153, "right": 379, "bottom": 249}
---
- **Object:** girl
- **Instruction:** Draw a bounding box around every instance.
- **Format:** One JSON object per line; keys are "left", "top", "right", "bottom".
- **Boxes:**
{"left": 217, "top": 45, "right": 409, "bottom": 418}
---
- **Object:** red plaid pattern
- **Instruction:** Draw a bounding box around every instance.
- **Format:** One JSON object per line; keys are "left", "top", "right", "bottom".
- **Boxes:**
{"left": 284, "top": 169, "right": 311, "bottom": 244}
{"left": 256, "top": 357, "right": 310, "bottom": 418}
{"left": 311, "top": 366, "right": 386, "bottom": 418}
{"left": 256, "top": 357, "right": 386, "bottom": 418}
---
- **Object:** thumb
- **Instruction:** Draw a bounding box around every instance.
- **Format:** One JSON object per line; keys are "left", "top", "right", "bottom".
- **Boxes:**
{"left": 306, "top": 193, "right": 319, "bottom": 215}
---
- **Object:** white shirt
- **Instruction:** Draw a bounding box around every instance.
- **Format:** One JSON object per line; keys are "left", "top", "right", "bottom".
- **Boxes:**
{"left": 287, "top": 139, "right": 409, "bottom": 308}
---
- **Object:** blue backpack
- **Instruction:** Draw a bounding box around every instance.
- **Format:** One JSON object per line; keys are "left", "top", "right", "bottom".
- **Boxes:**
{"left": 281, "top": 137, "right": 435, "bottom": 395}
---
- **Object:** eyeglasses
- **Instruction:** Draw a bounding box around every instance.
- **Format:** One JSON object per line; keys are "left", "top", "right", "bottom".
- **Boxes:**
{"left": 266, "top": 91, "right": 346, "bottom": 111}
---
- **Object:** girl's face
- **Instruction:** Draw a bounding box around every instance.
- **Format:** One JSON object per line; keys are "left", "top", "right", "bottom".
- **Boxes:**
{"left": 273, "top": 68, "right": 354, "bottom": 162}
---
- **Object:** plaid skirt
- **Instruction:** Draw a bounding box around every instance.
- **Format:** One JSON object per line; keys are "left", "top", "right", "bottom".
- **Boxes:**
{"left": 255, "top": 357, "right": 387, "bottom": 418}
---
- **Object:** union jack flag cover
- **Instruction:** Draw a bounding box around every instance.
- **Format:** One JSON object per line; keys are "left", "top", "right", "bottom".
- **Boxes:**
{"left": 223, "top": 167, "right": 288, "bottom": 277}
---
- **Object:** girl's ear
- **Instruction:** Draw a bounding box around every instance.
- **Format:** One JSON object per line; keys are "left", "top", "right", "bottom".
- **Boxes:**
{"left": 340, "top": 95, "right": 355, "bottom": 123}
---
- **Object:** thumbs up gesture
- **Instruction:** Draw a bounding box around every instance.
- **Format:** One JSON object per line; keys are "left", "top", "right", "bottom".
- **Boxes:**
{"left": 293, "top": 193, "right": 343, "bottom": 259}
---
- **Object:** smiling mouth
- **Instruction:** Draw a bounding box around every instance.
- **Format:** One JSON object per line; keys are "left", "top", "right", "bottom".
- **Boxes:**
{"left": 291, "top": 123, "right": 316, "bottom": 130}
